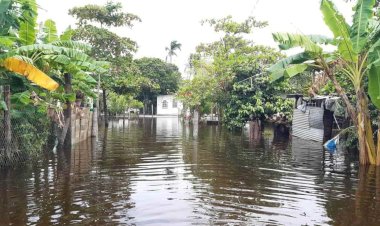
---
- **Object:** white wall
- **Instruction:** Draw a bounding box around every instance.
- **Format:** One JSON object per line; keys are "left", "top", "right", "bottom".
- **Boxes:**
{"left": 157, "top": 95, "right": 183, "bottom": 115}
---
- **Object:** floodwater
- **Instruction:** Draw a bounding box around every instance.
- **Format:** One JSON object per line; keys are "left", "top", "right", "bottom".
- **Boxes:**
{"left": 0, "top": 118, "right": 380, "bottom": 226}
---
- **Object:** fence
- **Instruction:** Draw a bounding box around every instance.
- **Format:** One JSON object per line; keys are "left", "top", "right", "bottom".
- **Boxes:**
{"left": 0, "top": 85, "right": 95, "bottom": 167}
{"left": 0, "top": 86, "right": 52, "bottom": 167}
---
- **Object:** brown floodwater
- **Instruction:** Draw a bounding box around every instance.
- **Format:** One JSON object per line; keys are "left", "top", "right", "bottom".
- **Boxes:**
{"left": 0, "top": 118, "right": 380, "bottom": 225}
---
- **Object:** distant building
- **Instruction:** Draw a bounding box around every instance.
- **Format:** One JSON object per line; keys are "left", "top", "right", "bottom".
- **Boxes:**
{"left": 156, "top": 95, "right": 183, "bottom": 116}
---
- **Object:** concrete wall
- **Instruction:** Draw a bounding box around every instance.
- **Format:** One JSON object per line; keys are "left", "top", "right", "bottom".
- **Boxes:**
{"left": 71, "top": 107, "right": 93, "bottom": 145}
{"left": 157, "top": 95, "right": 183, "bottom": 116}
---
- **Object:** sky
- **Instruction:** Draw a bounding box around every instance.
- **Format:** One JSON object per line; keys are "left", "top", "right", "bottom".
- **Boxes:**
{"left": 36, "top": 0, "right": 354, "bottom": 76}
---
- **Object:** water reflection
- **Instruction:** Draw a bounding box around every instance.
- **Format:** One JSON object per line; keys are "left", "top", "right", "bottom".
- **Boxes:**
{"left": 0, "top": 118, "right": 380, "bottom": 225}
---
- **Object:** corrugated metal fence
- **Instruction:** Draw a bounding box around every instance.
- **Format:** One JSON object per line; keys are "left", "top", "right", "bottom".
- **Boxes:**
{"left": 292, "top": 107, "right": 324, "bottom": 142}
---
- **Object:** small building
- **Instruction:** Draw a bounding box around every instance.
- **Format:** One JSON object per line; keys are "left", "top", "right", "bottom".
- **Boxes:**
{"left": 288, "top": 94, "right": 340, "bottom": 143}
{"left": 156, "top": 95, "right": 183, "bottom": 116}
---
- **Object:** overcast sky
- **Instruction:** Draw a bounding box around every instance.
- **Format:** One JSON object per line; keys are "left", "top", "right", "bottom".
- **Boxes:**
{"left": 36, "top": 0, "right": 353, "bottom": 75}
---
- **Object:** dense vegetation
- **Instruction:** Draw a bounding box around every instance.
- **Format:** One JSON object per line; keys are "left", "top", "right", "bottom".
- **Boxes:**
{"left": 1, "top": 0, "right": 380, "bottom": 166}
{"left": 177, "top": 16, "right": 294, "bottom": 129}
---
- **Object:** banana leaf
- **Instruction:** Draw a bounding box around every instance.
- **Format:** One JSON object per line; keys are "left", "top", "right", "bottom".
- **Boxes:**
{"left": 3, "top": 57, "right": 59, "bottom": 91}
{"left": 321, "top": 0, "right": 357, "bottom": 62}
{"left": 350, "top": 0, "right": 376, "bottom": 53}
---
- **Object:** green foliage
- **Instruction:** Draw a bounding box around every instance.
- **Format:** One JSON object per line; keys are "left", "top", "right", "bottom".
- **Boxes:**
{"left": 271, "top": 0, "right": 380, "bottom": 103}
{"left": 60, "top": 26, "right": 74, "bottom": 41}
{"left": 107, "top": 91, "right": 143, "bottom": 114}
{"left": 182, "top": 16, "right": 291, "bottom": 128}
{"left": 177, "top": 74, "right": 215, "bottom": 111}
{"left": 202, "top": 16, "right": 267, "bottom": 34}
{"left": 368, "top": 64, "right": 380, "bottom": 108}
{"left": 42, "top": 19, "right": 58, "bottom": 43}
{"left": 18, "top": 0, "right": 37, "bottom": 45}
{"left": 272, "top": 33, "right": 322, "bottom": 53}
{"left": 224, "top": 76, "right": 293, "bottom": 129}
{"left": 108, "top": 91, "right": 127, "bottom": 114}
{"left": 320, "top": 0, "right": 356, "bottom": 62}
{"left": 11, "top": 107, "right": 51, "bottom": 156}
{"left": 135, "top": 57, "right": 181, "bottom": 106}
{"left": 268, "top": 53, "right": 312, "bottom": 81}
{"left": 68, "top": 1, "right": 141, "bottom": 116}
{"left": 72, "top": 25, "right": 137, "bottom": 60}
{"left": 350, "top": 0, "right": 376, "bottom": 53}
{"left": 0, "top": 100, "right": 7, "bottom": 110}
{"left": 165, "top": 40, "right": 181, "bottom": 63}
{"left": 69, "top": 1, "right": 140, "bottom": 27}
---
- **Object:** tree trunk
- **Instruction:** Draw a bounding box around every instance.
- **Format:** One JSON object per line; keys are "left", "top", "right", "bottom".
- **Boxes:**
{"left": 3, "top": 85, "right": 11, "bottom": 157}
{"left": 103, "top": 89, "right": 108, "bottom": 127}
{"left": 59, "top": 73, "right": 72, "bottom": 150}
{"left": 193, "top": 108, "right": 199, "bottom": 125}
{"left": 357, "top": 89, "right": 376, "bottom": 165}
{"left": 217, "top": 106, "right": 223, "bottom": 125}
{"left": 327, "top": 73, "right": 357, "bottom": 127}
{"left": 249, "top": 119, "right": 261, "bottom": 141}
{"left": 327, "top": 73, "right": 376, "bottom": 165}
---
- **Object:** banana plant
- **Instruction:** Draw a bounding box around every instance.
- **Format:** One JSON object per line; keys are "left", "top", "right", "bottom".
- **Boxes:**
{"left": 268, "top": 0, "right": 380, "bottom": 165}
{"left": 2, "top": 57, "right": 58, "bottom": 90}
{"left": 0, "top": 0, "right": 59, "bottom": 91}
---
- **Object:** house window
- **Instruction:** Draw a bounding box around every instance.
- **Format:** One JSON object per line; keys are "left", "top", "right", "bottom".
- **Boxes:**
{"left": 162, "top": 100, "right": 168, "bottom": 109}
{"left": 172, "top": 100, "right": 177, "bottom": 108}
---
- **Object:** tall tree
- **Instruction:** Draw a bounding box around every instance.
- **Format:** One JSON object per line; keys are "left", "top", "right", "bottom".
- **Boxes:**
{"left": 134, "top": 57, "right": 181, "bottom": 114}
{"left": 184, "top": 16, "right": 270, "bottom": 124}
{"left": 69, "top": 1, "right": 140, "bottom": 126}
{"left": 165, "top": 40, "right": 181, "bottom": 63}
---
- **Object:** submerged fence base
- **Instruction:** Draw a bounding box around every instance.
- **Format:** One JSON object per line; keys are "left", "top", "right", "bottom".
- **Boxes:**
{"left": 0, "top": 100, "right": 95, "bottom": 168}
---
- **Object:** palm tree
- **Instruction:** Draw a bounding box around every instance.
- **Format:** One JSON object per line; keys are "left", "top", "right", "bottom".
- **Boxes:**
{"left": 165, "top": 40, "right": 182, "bottom": 63}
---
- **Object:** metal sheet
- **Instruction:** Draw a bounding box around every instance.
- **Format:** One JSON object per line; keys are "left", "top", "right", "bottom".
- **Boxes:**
{"left": 292, "top": 108, "right": 324, "bottom": 143}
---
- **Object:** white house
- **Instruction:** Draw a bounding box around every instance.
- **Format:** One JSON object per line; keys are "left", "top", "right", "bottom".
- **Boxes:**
{"left": 156, "top": 95, "right": 183, "bottom": 116}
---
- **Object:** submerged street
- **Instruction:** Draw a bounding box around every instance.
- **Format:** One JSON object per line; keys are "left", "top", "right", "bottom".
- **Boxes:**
{"left": 0, "top": 118, "right": 378, "bottom": 225}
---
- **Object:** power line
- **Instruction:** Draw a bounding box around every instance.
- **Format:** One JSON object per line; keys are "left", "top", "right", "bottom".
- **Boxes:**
{"left": 248, "top": 0, "right": 260, "bottom": 17}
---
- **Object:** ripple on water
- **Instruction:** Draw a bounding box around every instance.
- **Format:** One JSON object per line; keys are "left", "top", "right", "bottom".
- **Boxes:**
{"left": 1, "top": 119, "right": 380, "bottom": 225}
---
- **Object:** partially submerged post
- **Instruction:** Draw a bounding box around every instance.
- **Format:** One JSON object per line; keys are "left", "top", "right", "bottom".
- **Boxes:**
{"left": 103, "top": 89, "right": 108, "bottom": 126}
{"left": 249, "top": 120, "right": 261, "bottom": 140}
{"left": 193, "top": 109, "right": 199, "bottom": 126}
{"left": 59, "top": 73, "right": 72, "bottom": 150}
{"left": 91, "top": 101, "right": 98, "bottom": 138}
{"left": 3, "top": 85, "right": 11, "bottom": 157}
{"left": 91, "top": 74, "right": 100, "bottom": 138}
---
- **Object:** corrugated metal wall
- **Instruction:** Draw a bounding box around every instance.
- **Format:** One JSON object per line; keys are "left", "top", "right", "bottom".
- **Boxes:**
{"left": 292, "top": 107, "right": 324, "bottom": 142}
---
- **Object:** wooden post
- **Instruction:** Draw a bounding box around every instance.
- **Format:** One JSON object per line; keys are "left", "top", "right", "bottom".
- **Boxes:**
{"left": 193, "top": 109, "right": 199, "bottom": 125}
{"left": 3, "top": 85, "right": 11, "bottom": 157}
{"left": 249, "top": 119, "right": 261, "bottom": 140}
{"left": 217, "top": 106, "right": 222, "bottom": 125}
{"left": 91, "top": 74, "right": 100, "bottom": 138}
{"left": 151, "top": 104, "right": 154, "bottom": 118}
{"left": 323, "top": 109, "right": 334, "bottom": 143}
{"left": 91, "top": 103, "right": 98, "bottom": 138}
{"left": 103, "top": 88, "right": 108, "bottom": 127}
{"left": 59, "top": 73, "right": 72, "bottom": 150}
